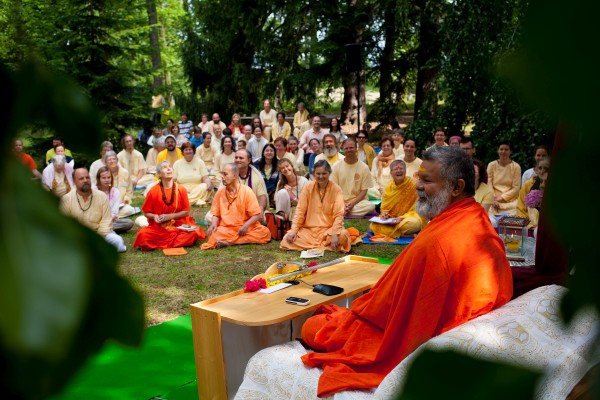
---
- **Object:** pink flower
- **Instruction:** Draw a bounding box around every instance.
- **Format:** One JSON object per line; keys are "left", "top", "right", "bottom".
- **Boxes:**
{"left": 525, "top": 189, "right": 544, "bottom": 208}
{"left": 244, "top": 278, "right": 267, "bottom": 292}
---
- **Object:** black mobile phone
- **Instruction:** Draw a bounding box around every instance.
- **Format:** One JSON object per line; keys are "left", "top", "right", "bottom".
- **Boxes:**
{"left": 285, "top": 296, "right": 310, "bottom": 306}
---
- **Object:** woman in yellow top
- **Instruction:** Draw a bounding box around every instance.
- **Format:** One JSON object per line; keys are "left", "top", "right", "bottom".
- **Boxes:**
{"left": 173, "top": 142, "right": 213, "bottom": 206}
{"left": 487, "top": 140, "right": 521, "bottom": 215}
{"left": 473, "top": 159, "right": 496, "bottom": 226}
{"left": 402, "top": 138, "right": 422, "bottom": 180}
{"left": 270, "top": 112, "right": 291, "bottom": 141}
{"left": 356, "top": 130, "right": 375, "bottom": 168}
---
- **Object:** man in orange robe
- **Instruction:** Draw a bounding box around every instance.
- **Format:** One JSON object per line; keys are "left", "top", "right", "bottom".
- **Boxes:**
{"left": 133, "top": 161, "right": 206, "bottom": 250}
{"left": 301, "top": 147, "right": 513, "bottom": 397}
{"left": 201, "top": 163, "right": 271, "bottom": 249}
{"left": 280, "top": 159, "right": 351, "bottom": 252}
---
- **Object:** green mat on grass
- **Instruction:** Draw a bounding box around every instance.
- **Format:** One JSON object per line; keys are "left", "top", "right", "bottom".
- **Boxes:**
{"left": 52, "top": 314, "right": 197, "bottom": 400}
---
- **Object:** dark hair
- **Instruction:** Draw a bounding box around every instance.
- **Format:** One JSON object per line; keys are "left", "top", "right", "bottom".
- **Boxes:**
{"left": 222, "top": 127, "right": 232, "bottom": 136}
{"left": 434, "top": 127, "right": 446, "bottom": 134}
{"left": 357, "top": 129, "right": 368, "bottom": 139}
{"left": 167, "top": 118, "right": 175, "bottom": 124}
{"left": 287, "top": 136, "right": 298, "bottom": 144}
{"left": 257, "top": 144, "right": 277, "bottom": 172}
{"left": 193, "top": 126, "right": 203, "bottom": 134}
{"left": 423, "top": 146, "right": 475, "bottom": 196}
{"left": 276, "top": 111, "right": 286, "bottom": 119}
{"left": 202, "top": 131, "right": 212, "bottom": 140}
{"left": 329, "top": 117, "right": 340, "bottom": 132}
{"left": 273, "top": 137, "right": 288, "bottom": 147}
{"left": 497, "top": 139, "right": 512, "bottom": 150}
{"left": 313, "top": 159, "right": 332, "bottom": 173}
{"left": 181, "top": 112, "right": 188, "bottom": 116}
{"left": 472, "top": 159, "right": 488, "bottom": 185}
{"left": 380, "top": 137, "right": 393, "bottom": 148}
{"left": 534, "top": 144, "right": 550, "bottom": 155}
{"left": 461, "top": 136, "right": 475, "bottom": 146}
{"left": 181, "top": 141, "right": 196, "bottom": 152}
{"left": 221, "top": 136, "right": 236, "bottom": 153}
{"left": 404, "top": 137, "right": 417, "bottom": 147}
{"left": 252, "top": 117, "right": 262, "bottom": 130}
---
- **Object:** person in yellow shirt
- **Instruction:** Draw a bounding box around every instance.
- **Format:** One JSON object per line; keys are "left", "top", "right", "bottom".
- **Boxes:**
{"left": 157, "top": 134, "right": 183, "bottom": 166}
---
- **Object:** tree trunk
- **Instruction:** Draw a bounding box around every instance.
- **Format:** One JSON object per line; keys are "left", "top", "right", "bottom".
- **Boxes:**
{"left": 341, "top": 71, "right": 367, "bottom": 131}
{"left": 379, "top": 0, "right": 397, "bottom": 101}
{"left": 414, "top": 0, "right": 441, "bottom": 120}
{"left": 146, "top": 0, "right": 162, "bottom": 90}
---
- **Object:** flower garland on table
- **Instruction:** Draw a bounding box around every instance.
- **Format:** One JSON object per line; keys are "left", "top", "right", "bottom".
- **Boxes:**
{"left": 244, "top": 261, "right": 319, "bottom": 292}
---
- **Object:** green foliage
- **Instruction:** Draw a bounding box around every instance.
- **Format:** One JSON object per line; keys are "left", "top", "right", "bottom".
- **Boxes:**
{"left": 0, "top": 61, "right": 144, "bottom": 398}
{"left": 398, "top": 350, "right": 540, "bottom": 399}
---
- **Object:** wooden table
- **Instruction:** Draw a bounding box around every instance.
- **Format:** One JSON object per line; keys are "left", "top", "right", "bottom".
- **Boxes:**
{"left": 190, "top": 255, "right": 390, "bottom": 399}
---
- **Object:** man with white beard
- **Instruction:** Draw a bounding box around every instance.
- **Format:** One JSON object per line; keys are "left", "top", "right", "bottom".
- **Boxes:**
{"left": 313, "top": 134, "right": 345, "bottom": 167}
{"left": 299, "top": 146, "right": 512, "bottom": 397}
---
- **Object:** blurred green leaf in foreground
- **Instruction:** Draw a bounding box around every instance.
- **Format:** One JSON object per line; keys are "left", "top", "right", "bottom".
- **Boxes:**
{"left": 0, "top": 61, "right": 144, "bottom": 398}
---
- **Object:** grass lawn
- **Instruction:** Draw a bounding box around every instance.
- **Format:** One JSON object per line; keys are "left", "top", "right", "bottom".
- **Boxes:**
{"left": 121, "top": 191, "right": 406, "bottom": 326}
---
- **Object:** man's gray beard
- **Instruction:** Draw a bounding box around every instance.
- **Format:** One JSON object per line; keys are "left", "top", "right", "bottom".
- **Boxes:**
{"left": 80, "top": 184, "right": 91, "bottom": 193}
{"left": 323, "top": 146, "right": 337, "bottom": 157}
{"left": 416, "top": 184, "right": 452, "bottom": 220}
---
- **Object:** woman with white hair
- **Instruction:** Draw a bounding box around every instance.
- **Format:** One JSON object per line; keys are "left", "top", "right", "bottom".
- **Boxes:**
{"left": 104, "top": 150, "right": 135, "bottom": 218}
{"left": 42, "top": 155, "right": 73, "bottom": 197}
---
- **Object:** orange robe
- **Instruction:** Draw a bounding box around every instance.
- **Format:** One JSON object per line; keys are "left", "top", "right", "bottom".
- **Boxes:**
{"left": 133, "top": 183, "right": 206, "bottom": 250}
{"left": 301, "top": 197, "right": 513, "bottom": 397}
{"left": 280, "top": 181, "right": 351, "bottom": 252}
{"left": 201, "top": 185, "right": 271, "bottom": 249}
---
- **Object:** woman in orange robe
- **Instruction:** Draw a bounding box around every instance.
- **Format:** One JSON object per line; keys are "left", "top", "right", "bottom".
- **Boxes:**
{"left": 133, "top": 161, "right": 205, "bottom": 250}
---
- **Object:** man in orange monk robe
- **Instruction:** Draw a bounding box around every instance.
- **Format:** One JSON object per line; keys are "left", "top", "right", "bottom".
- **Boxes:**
{"left": 301, "top": 147, "right": 513, "bottom": 397}
{"left": 133, "top": 161, "right": 206, "bottom": 250}
{"left": 201, "top": 163, "right": 271, "bottom": 249}
{"left": 280, "top": 159, "right": 351, "bottom": 252}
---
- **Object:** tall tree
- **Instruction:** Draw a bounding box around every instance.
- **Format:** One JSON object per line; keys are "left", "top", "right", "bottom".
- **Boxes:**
{"left": 147, "top": 0, "right": 163, "bottom": 90}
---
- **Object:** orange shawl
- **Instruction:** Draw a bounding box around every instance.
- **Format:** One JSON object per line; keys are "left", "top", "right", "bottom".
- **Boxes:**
{"left": 380, "top": 177, "right": 417, "bottom": 217}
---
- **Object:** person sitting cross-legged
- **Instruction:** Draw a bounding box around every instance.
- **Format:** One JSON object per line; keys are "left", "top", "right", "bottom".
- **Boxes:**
{"left": 173, "top": 142, "right": 213, "bottom": 206}
{"left": 299, "top": 147, "right": 513, "bottom": 397}
{"left": 280, "top": 160, "right": 352, "bottom": 252}
{"left": 275, "top": 158, "right": 309, "bottom": 220}
{"left": 201, "top": 163, "right": 271, "bottom": 250}
{"left": 369, "top": 159, "right": 425, "bottom": 238}
{"left": 133, "top": 161, "right": 206, "bottom": 250}
{"left": 330, "top": 138, "right": 376, "bottom": 216}
{"left": 60, "top": 166, "right": 126, "bottom": 252}
{"left": 42, "top": 155, "right": 73, "bottom": 198}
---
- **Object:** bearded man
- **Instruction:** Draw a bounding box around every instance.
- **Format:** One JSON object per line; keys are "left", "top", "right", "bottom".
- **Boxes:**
{"left": 300, "top": 146, "right": 513, "bottom": 397}
{"left": 117, "top": 134, "right": 147, "bottom": 189}
{"left": 60, "top": 167, "right": 126, "bottom": 252}
{"left": 313, "top": 134, "right": 345, "bottom": 167}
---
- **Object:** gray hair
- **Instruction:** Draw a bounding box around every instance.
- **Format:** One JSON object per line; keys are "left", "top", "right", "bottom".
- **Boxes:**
{"left": 100, "top": 141, "right": 113, "bottom": 150}
{"left": 154, "top": 136, "right": 166, "bottom": 149}
{"left": 103, "top": 150, "right": 118, "bottom": 165}
{"left": 156, "top": 160, "right": 170, "bottom": 176}
{"left": 224, "top": 163, "right": 239, "bottom": 177}
{"left": 313, "top": 159, "right": 332, "bottom": 174}
{"left": 52, "top": 154, "right": 66, "bottom": 166}
{"left": 390, "top": 159, "right": 406, "bottom": 170}
{"left": 422, "top": 146, "right": 475, "bottom": 196}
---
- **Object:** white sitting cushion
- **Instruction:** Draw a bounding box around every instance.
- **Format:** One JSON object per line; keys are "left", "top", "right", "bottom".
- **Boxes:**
{"left": 235, "top": 285, "right": 599, "bottom": 400}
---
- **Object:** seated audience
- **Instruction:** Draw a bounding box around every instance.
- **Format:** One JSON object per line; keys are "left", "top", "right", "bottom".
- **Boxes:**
{"left": 331, "top": 139, "right": 376, "bottom": 216}
{"left": 391, "top": 128, "right": 405, "bottom": 158}
{"left": 356, "top": 130, "right": 375, "bottom": 168}
{"left": 104, "top": 150, "right": 135, "bottom": 218}
{"left": 61, "top": 167, "right": 126, "bottom": 252}
{"left": 14, "top": 139, "right": 42, "bottom": 179}
{"left": 521, "top": 144, "right": 549, "bottom": 186}
{"left": 328, "top": 117, "right": 346, "bottom": 145}
{"left": 275, "top": 158, "right": 309, "bottom": 220}
{"left": 271, "top": 112, "right": 291, "bottom": 141}
{"left": 42, "top": 155, "right": 73, "bottom": 197}
{"left": 280, "top": 160, "right": 351, "bottom": 252}
{"left": 247, "top": 126, "right": 269, "bottom": 163}
{"left": 189, "top": 126, "right": 204, "bottom": 148}
{"left": 117, "top": 134, "right": 147, "bottom": 189}
{"left": 157, "top": 134, "right": 183, "bottom": 166}
{"left": 90, "top": 141, "right": 113, "bottom": 185}
{"left": 369, "top": 160, "right": 424, "bottom": 237}
{"left": 214, "top": 136, "right": 237, "bottom": 187}
{"left": 195, "top": 132, "right": 217, "bottom": 174}
{"left": 473, "top": 159, "right": 494, "bottom": 221}
{"left": 314, "top": 134, "right": 345, "bottom": 167}
{"left": 299, "top": 147, "right": 513, "bottom": 397}
{"left": 487, "top": 140, "right": 521, "bottom": 215}
{"left": 173, "top": 142, "right": 213, "bottom": 206}
{"left": 516, "top": 156, "right": 550, "bottom": 228}
{"left": 133, "top": 161, "right": 206, "bottom": 250}
{"left": 201, "top": 164, "right": 271, "bottom": 249}
{"left": 370, "top": 137, "right": 395, "bottom": 199}
{"left": 254, "top": 144, "right": 280, "bottom": 208}
{"left": 95, "top": 166, "right": 134, "bottom": 233}
{"left": 287, "top": 136, "right": 305, "bottom": 176}
{"left": 307, "top": 138, "right": 322, "bottom": 179}
{"left": 45, "top": 136, "right": 73, "bottom": 165}
{"left": 402, "top": 137, "right": 422, "bottom": 179}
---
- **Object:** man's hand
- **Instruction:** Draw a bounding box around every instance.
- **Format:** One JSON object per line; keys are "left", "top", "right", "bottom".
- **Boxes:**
{"left": 238, "top": 223, "right": 250, "bottom": 236}
{"left": 330, "top": 234, "right": 339, "bottom": 251}
{"left": 344, "top": 202, "right": 354, "bottom": 215}
{"left": 380, "top": 212, "right": 390, "bottom": 220}
{"left": 285, "top": 230, "right": 297, "bottom": 242}
{"left": 154, "top": 214, "right": 164, "bottom": 223}
{"left": 207, "top": 224, "right": 217, "bottom": 236}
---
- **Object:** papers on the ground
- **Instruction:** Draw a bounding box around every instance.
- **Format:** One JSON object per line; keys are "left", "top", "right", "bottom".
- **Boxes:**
{"left": 259, "top": 282, "right": 292, "bottom": 294}
{"left": 163, "top": 247, "right": 188, "bottom": 256}
{"left": 369, "top": 216, "right": 400, "bottom": 225}
{"left": 177, "top": 224, "right": 199, "bottom": 231}
{"left": 301, "top": 248, "right": 325, "bottom": 258}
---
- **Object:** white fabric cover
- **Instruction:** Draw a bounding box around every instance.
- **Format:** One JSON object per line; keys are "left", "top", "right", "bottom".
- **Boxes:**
{"left": 235, "top": 285, "right": 599, "bottom": 400}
